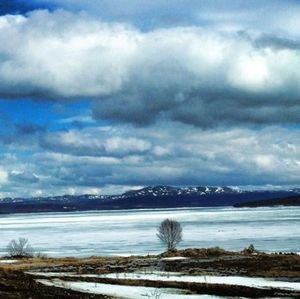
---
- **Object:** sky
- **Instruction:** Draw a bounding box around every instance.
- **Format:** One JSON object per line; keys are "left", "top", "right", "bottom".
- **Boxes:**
{"left": 0, "top": 0, "right": 300, "bottom": 197}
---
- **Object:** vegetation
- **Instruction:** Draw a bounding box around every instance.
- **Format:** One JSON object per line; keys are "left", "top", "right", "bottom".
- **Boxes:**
{"left": 144, "top": 289, "right": 162, "bottom": 299}
{"left": 242, "top": 244, "right": 259, "bottom": 254}
{"left": 7, "top": 238, "right": 34, "bottom": 258}
{"left": 157, "top": 218, "right": 182, "bottom": 251}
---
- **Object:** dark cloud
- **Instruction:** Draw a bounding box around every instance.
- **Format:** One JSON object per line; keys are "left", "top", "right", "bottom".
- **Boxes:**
{"left": 254, "top": 34, "right": 300, "bottom": 51}
{"left": 9, "top": 171, "right": 39, "bottom": 184}
{"left": 0, "top": 119, "right": 46, "bottom": 149}
{"left": 170, "top": 98, "right": 300, "bottom": 127}
{"left": 17, "top": 123, "right": 46, "bottom": 135}
{"left": 93, "top": 92, "right": 300, "bottom": 128}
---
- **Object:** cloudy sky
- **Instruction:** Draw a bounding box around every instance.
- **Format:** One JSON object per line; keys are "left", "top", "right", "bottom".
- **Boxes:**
{"left": 0, "top": 0, "right": 300, "bottom": 197}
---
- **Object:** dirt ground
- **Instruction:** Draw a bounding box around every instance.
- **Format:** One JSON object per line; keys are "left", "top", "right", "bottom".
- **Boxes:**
{"left": 0, "top": 269, "right": 112, "bottom": 299}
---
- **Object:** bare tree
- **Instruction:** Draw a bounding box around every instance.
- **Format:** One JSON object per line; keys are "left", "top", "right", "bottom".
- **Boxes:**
{"left": 157, "top": 218, "right": 182, "bottom": 251}
{"left": 7, "top": 238, "right": 34, "bottom": 258}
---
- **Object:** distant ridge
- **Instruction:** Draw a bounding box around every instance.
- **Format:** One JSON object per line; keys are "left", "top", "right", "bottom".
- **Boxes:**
{"left": 0, "top": 185, "right": 242, "bottom": 203}
{"left": 122, "top": 185, "right": 240, "bottom": 197}
{"left": 234, "top": 195, "right": 300, "bottom": 208}
{"left": 0, "top": 185, "right": 299, "bottom": 214}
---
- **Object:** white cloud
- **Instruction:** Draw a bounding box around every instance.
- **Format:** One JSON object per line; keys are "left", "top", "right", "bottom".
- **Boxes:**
{"left": 0, "top": 10, "right": 139, "bottom": 97}
{"left": 254, "top": 155, "right": 276, "bottom": 171}
{"left": 0, "top": 169, "right": 8, "bottom": 184}
{"left": 0, "top": 11, "right": 300, "bottom": 126}
{"left": 41, "top": 128, "right": 151, "bottom": 157}
{"left": 104, "top": 137, "right": 151, "bottom": 155}
{"left": 152, "top": 146, "right": 170, "bottom": 156}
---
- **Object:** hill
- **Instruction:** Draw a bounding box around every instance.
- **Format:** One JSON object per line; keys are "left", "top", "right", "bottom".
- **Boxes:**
{"left": 234, "top": 195, "right": 300, "bottom": 208}
{"left": 0, "top": 185, "right": 298, "bottom": 214}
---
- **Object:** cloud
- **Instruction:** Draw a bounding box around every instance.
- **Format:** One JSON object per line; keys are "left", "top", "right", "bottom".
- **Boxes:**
{"left": 0, "top": 119, "right": 44, "bottom": 150}
{"left": 0, "top": 169, "right": 8, "bottom": 184}
{"left": 0, "top": 5, "right": 300, "bottom": 197}
{"left": 40, "top": 128, "right": 151, "bottom": 157}
{"left": 0, "top": 10, "right": 138, "bottom": 98}
{"left": 58, "top": 115, "right": 95, "bottom": 125}
{"left": 104, "top": 137, "right": 151, "bottom": 155}
{"left": 9, "top": 171, "right": 39, "bottom": 184}
{"left": 25, "top": 0, "right": 300, "bottom": 36}
{"left": 39, "top": 125, "right": 300, "bottom": 190}
{"left": 0, "top": 10, "right": 300, "bottom": 127}
{"left": 0, "top": 121, "right": 299, "bottom": 197}
{"left": 2, "top": 123, "right": 297, "bottom": 196}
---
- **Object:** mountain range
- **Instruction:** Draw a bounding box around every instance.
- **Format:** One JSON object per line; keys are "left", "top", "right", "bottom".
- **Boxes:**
{"left": 0, "top": 185, "right": 299, "bottom": 214}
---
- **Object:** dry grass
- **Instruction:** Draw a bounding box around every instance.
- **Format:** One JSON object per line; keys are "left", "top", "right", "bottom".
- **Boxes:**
{"left": 160, "top": 247, "right": 229, "bottom": 258}
{"left": 0, "top": 256, "right": 108, "bottom": 271}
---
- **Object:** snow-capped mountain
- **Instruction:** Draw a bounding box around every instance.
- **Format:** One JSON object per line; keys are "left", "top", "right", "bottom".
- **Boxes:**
{"left": 0, "top": 185, "right": 299, "bottom": 214}
{"left": 122, "top": 185, "right": 240, "bottom": 197}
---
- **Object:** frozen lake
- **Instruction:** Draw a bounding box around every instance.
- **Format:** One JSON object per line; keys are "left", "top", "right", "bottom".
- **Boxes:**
{"left": 0, "top": 206, "right": 299, "bottom": 257}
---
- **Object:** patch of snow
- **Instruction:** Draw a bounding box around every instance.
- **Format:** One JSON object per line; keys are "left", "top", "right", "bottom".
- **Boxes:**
{"left": 33, "top": 270, "right": 300, "bottom": 292}
{"left": 160, "top": 257, "right": 189, "bottom": 261}
{"left": 36, "top": 279, "right": 221, "bottom": 298}
{"left": 0, "top": 259, "right": 18, "bottom": 264}
{"left": 26, "top": 271, "right": 77, "bottom": 277}
{"left": 98, "top": 272, "right": 300, "bottom": 291}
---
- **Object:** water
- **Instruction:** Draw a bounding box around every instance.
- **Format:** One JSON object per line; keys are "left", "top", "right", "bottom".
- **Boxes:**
{"left": 0, "top": 206, "right": 299, "bottom": 257}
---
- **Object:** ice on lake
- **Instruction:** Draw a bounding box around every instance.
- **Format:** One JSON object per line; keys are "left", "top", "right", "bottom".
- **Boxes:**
{"left": 0, "top": 206, "right": 299, "bottom": 257}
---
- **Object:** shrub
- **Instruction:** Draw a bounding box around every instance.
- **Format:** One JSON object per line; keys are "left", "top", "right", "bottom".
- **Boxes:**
{"left": 7, "top": 238, "right": 34, "bottom": 258}
{"left": 157, "top": 218, "right": 182, "bottom": 251}
{"left": 144, "top": 289, "right": 162, "bottom": 299}
{"left": 35, "top": 251, "right": 48, "bottom": 259}
{"left": 242, "top": 244, "right": 258, "bottom": 254}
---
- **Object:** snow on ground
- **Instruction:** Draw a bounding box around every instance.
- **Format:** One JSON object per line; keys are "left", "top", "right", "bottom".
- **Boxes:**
{"left": 29, "top": 270, "right": 300, "bottom": 291}
{"left": 37, "top": 279, "right": 222, "bottom": 299}
{"left": 0, "top": 260, "right": 18, "bottom": 264}
{"left": 160, "top": 257, "right": 189, "bottom": 261}
{"left": 26, "top": 271, "right": 77, "bottom": 277}
{"left": 29, "top": 270, "right": 300, "bottom": 292}
{"left": 27, "top": 270, "right": 185, "bottom": 278}
{"left": 97, "top": 272, "right": 300, "bottom": 291}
